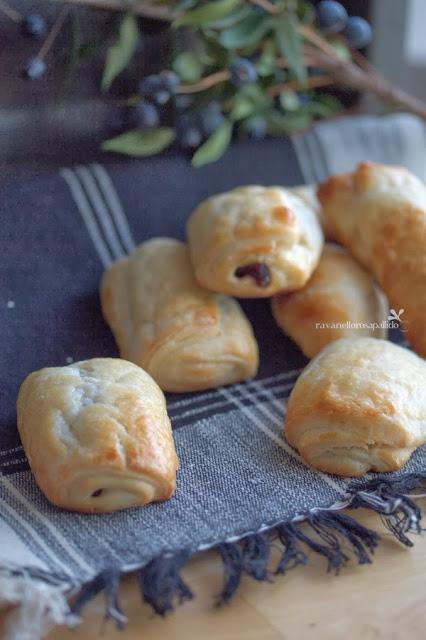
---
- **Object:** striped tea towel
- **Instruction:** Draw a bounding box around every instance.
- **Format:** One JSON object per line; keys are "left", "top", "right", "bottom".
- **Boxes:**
{"left": 1, "top": 113, "right": 426, "bottom": 640}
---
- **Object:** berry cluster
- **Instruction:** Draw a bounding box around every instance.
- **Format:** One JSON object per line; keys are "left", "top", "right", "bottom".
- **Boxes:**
{"left": 174, "top": 58, "right": 260, "bottom": 149}
{"left": 133, "top": 55, "right": 261, "bottom": 148}
{"left": 177, "top": 101, "right": 226, "bottom": 149}
{"left": 129, "top": 70, "right": 180, "bottom": 128}
{"left": 316, "top": 1, "right": 372, "bottom": 49}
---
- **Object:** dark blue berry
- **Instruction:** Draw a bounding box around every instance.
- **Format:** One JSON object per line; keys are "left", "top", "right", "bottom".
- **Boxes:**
{"left": 127, "top": 101, "right": 160, "bottom": 129}
{"left": 21, "top": 14, "right": 46, "bottom": 39}
{"left": 159, "top": 70, "right": 180, "bottom": 93}
{"left": 247, "top": 116, "right": 267, "bottom": 140}
{"left": 230, "top": 58, "right": 258, "bottom": 86}
{"left": 316, "top": 1, "right": 348, "bottom": 33}
{"left": 201, "top": 102, "right": 225, "bottom": 136}
{"left": 154, "top": 90, "right": 171, "bottom": 105}
{"left": 178, "top": 121, "right": 202, "bottom": 149}
{"left": 139, "top": 74, "right": 171, "bottom": 105}
{"left": 22, "top": 57, "right": 46, "bottom": 80}
{"left": 343, "top": 16, "right": 373, "bottom": 49}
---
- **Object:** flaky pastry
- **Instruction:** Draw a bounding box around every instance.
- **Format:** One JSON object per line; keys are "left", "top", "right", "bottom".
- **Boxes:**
{"left": 318, "top": 162, "right": 426, "bottom": 357}
{"left": 101, "top": 238, "right": 259, "bottom": 392}
{"left": 272, "top": 244, "right": 388, "bottom": 358}
{"left": 285, "top": 338, "right": 426, "bottom": 476}
{"left": 17, "top": 358, "right": 179, "bottom": 513}
{"left": 187, "top": 186, "right": 323, "bottom": 297}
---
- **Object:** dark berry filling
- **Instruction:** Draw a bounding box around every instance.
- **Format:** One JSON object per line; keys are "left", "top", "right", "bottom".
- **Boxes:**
{"left": 234, "top": 263, "right": 271, "bottom": 287}
{"left": 91, "top": 489, "right": 103, "bottom": 498}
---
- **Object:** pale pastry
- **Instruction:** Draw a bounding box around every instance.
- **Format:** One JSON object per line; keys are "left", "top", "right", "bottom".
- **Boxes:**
{"left": 187, "top": 186, "right": 324, "bottom": 297}
{"left": 17, "top": 358, "right": 179, "bottom": 513}
{"left": 285, "top": 337, "right": 426, "bottom": 477}
{"left": 271, "top": 244, "right": 388, "bottom": 358}
{"left": 100, "top": 238, "right": 259, "bottom": 392}
{"left": 318, "top": 162, "right": 426, "bottom": 357}
{"left": 289, "top": 184, "right": 331, "bottom": 238}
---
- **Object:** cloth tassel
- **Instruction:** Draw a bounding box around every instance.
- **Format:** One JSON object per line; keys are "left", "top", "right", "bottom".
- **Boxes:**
{"left": 3, "top": 472, "right": 426, "bottom": 639}
{"left": 139, "top": 550, "right": 193, "bottom": 615}
{"left": 69, "top": 568, "right": 127, "bottom": 628}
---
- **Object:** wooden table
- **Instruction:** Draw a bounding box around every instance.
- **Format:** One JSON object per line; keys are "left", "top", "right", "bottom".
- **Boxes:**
{"left": 2, "top": 505, "right": 425, "bottom": 640}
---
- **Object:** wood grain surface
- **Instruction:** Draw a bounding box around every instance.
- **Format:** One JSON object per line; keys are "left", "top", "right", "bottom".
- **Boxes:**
{"left": 2, "top": 504, "right": 425, "bottom": 640}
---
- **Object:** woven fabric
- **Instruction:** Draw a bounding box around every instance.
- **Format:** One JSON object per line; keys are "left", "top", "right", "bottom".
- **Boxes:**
{"left": 1, "top": 113, "right": 426, "bottom": 637}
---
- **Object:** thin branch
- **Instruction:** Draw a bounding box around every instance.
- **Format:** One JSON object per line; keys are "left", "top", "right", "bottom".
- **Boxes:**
{"left": 267, "top": 74, "right": 334, "bottom": 96}
{"left": 297, "top": 23, "right": 340, "bottom": 59}
{"left": 177, "top": 70, "right": 230, "bottom": 94}
{"left": 248, "top": 0, "right": 280, "bottom": 14}
{"left": 0, "top": 0, "right": 21, "bottom": 22}
{"left": 38, "top": 5, "right": 70, "bottom": 60}
{"left": 305, "top": 47, "right": 426, "bottom": 120}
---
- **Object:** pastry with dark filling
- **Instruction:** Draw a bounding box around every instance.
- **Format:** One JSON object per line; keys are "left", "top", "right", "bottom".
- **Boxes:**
{"left": 17, "top": 358, "right": 179, "bottom": 513}
{"left": 187, "top": 186, "right": 323, "bottom": 298}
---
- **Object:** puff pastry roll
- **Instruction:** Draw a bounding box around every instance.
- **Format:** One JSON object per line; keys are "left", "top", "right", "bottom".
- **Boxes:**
{"left": 101, "top": 238, "right": 259, "bottom": 392}
{"left": 285, "top": 337, "right": 426, "bottom": 477}
{"left": 271, "top": 244, "right": 388, "bottom": 358}
{"left": 187, "top": 186, "right": 323, "bottom": 297}
{"left": 17, "top": 358, "right": 179, "bottom": 513}
{"left": 318, "top": 162, "right": 426, "bottom": 357}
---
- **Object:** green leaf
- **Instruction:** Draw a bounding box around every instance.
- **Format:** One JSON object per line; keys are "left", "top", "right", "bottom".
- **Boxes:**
{"left": 102, "top": 14, "right": 139, "bottom": 92}
{"left": 102, "top": 128, "right": 176, "bottom": 157}
{"left": 174, "top": 0, "right": 241, "bottom": 27}
{"left": 173, "top": 51, "right": 203, "bottom": 83}
{"left": 275, "top": 13, "right": 307, "bottom": 83}
{"left": 255, "top": 38, "right": 276, "bottom": 76}
{"left": 192, "top": 121, "right": 233, "bottom": 168}
{"left": 279, "top": 90, "right": 300, "bottom": 111}
{"left": 205, "top": 5, "right": 251, "bottom": 29}
{"left": 230, "top": 84, "right": 272, "bottom": 121}
{"left": 266, "top": 110, "right": 312, "bottom": 135}
{"left": 307, "top": 95, "right": 341, "bottom": 118}
{"left": 230, "top": 96, "right": 257, "bottom": 121}
{"left": 218, "top": 14, "right": 272, "bottom": 49}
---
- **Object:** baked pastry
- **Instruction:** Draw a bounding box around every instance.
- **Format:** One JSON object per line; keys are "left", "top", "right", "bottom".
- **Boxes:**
{"left": 289, "top": 185, "right": 331, "bottom": 238}
{"left": 318, "top": 162, "right": 426, "bottom": 357}
{"left": 289, "top": 185, "right": 318, "bottom": 212}
{"left": 271, "top": 244, "right": 388, "bottom": 358}
{"left": 100, "top": 238, "right": 259, "bottom": 392}
{"left": 187, "top": 186, "right": 323, "bottom": 297}
{"left": 17, "top": 358, "right": 179, "bottom": 513}
{"left": 285, "top": 337, "right": 426, "bottom": 476}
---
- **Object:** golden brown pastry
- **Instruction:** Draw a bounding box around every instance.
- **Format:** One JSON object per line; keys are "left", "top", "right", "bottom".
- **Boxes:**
{"left": 187, "top": 186, "right": 323, "bottom": 297}
{"left": 271, "top": 244, "right": 388, "bottom": 358}
{"left": 318, "top": 162, "right": 426, "bottom": 357}
{"left": 101, "top": 238, "right": 259, "bottom": 392}
{"left": 285, "top": 337, "right": 426, "bottom": 477}
{"left": 17, "top": 358, "right": 179, "bottom": 513}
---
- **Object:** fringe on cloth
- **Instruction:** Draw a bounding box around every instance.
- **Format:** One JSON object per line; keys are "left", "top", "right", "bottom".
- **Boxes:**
{"left": 2, "top": 472, "right": 426, "bottom": 639}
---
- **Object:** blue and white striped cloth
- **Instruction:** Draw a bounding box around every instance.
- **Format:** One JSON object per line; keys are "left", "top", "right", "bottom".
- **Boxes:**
{"left": 1, "top": 113, "right": 426, "bottom": 640}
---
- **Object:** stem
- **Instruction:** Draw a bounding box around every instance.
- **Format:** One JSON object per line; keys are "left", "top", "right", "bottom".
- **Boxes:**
{"left": 306, "top": 47, "right": 426, "bottom": 120}
{"left": 0, "top": 0, "right": 21, "bottom": 22}
{"left": 37, "top": 5, "right": 70, "bottom": 60}
{"left": 267, "top": 74, "right": 334, "bottom": 96}
{"left": 177, "top": 70, "right": 230, "bottom": 94}
{"left": 248, "top": 0, "right": 280, "bottom": 14}
{"left": 297, "top": 23, "right": 340, "bottom": 58}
